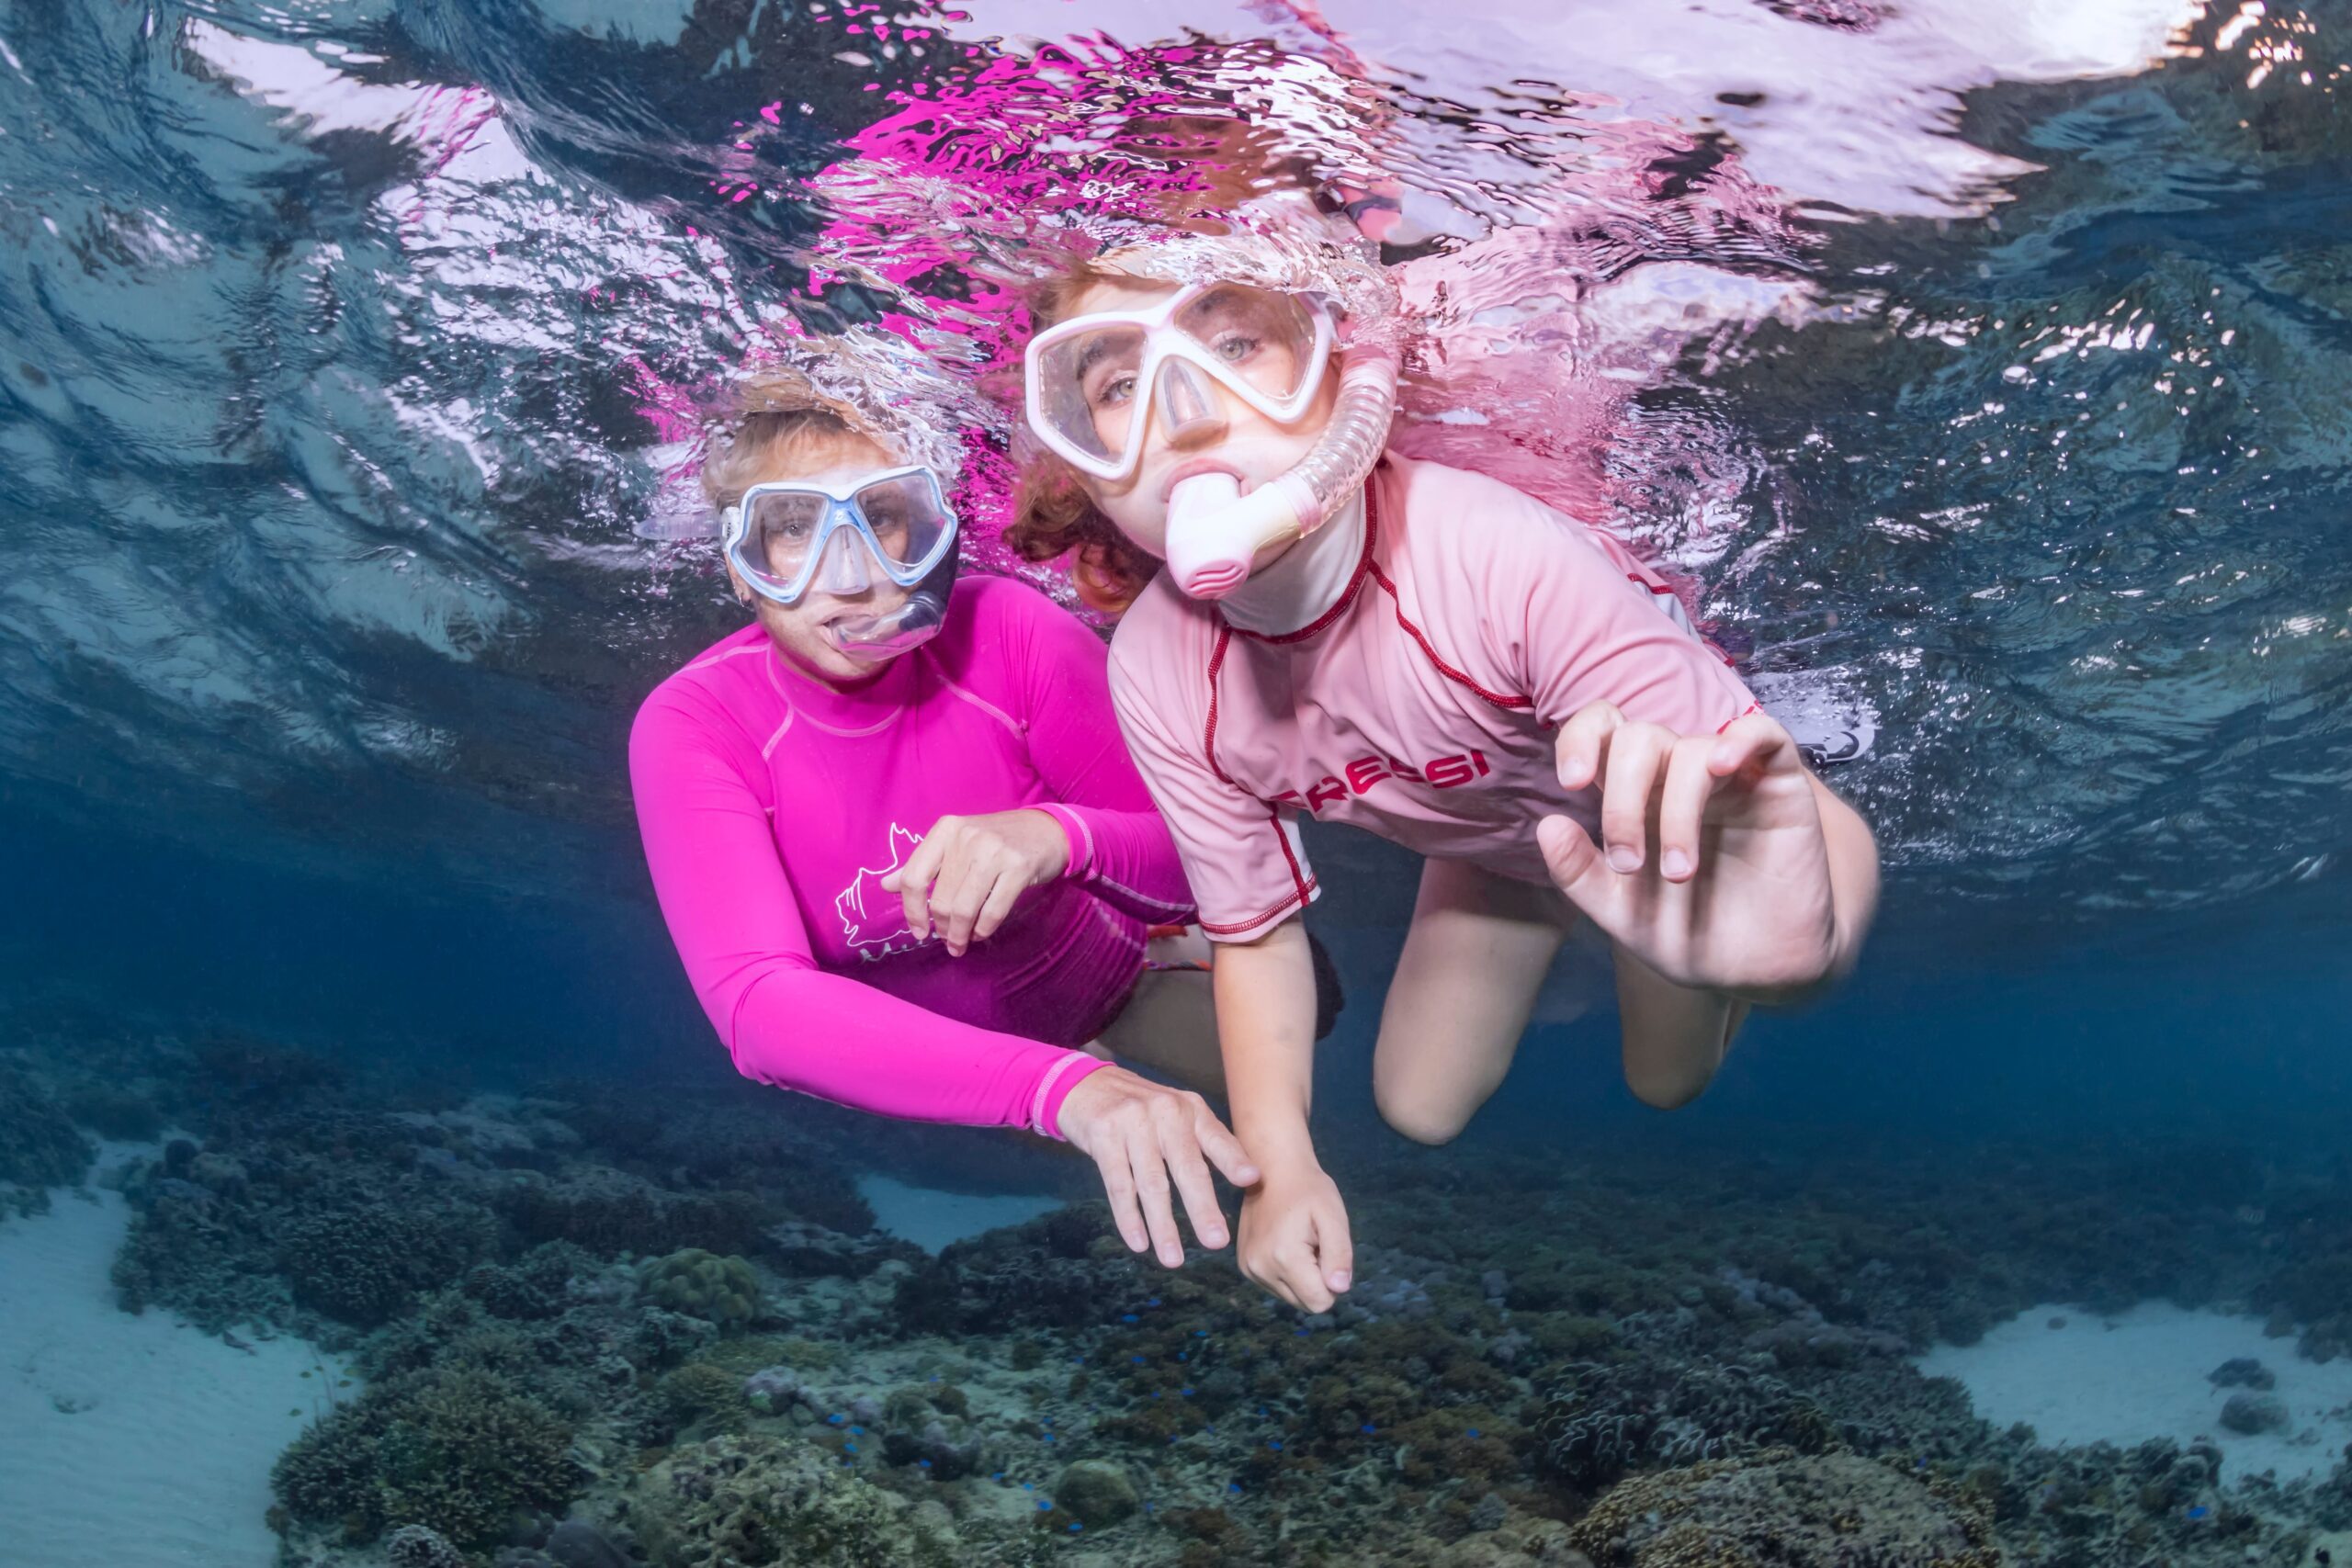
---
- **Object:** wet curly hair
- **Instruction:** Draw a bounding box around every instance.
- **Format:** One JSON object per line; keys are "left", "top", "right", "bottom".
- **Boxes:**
{"left": 999, "top": 263, "right": 1162, "bottom": 609}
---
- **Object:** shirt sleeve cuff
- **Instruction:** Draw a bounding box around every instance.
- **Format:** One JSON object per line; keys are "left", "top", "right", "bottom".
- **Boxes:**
{"left": 1031, "top": 802, "right": 1097, "bottom": 883}
{"left": 1029, "top": 1050, "right": 1113, "bottom": 1140}
{"left": 1194, "top": 878, "right": 1320, "bottom": 944}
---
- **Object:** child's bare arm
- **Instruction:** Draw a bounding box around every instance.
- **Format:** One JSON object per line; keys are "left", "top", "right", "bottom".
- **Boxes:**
{"left": 1215, "top": 918, "right": 1355, "bottom": 1313}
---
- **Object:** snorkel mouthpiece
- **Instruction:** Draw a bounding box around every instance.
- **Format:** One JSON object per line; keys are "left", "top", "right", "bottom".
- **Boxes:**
{"left": 1162, "top": 339, "right": 1398, "bottom": 601}
{"left": 829, "top": 588, "right": 950, "bottom": 664}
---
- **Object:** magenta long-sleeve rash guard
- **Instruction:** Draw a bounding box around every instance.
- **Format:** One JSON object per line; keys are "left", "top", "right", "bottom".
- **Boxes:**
{"left": 629, "top": 575, "right": 1194, "bottom": 1138}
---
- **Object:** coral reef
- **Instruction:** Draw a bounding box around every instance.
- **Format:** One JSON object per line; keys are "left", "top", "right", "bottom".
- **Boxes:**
{"left": 1054, "top": 1459, "right": 1140, "bottom": 1529}
{"left": 621, "top": 1435, "right": 960, "bottom": 1568}
{"left": 1539, "top": 1359, "right": 1838, "bottom": 1492}
{"left": 278, "top": 1196, "right": 498, "bottom": 1328}
{"left": 639, "top": 1248, "right": 763, "bottom": 1329}
{"left": 1569, "top": 1450, "right": 2000, "bottom": 1568}
{"left": 271, "top": 1367, "right": 579, "bottom": 1550}
{"left": 32, "top": 1012, "right": 2347, "bottom": 1568}
{"left": 0, "top": 1063, "right": 94, "bottom": 1214}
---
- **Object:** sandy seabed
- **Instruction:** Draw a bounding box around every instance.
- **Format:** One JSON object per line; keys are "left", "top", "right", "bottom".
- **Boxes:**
{"left": 0, "top": 1146, "right": 349, "bottom": 1568}
{"left": 1917, "top": 1301, "right": 2352, "bottom": 1483}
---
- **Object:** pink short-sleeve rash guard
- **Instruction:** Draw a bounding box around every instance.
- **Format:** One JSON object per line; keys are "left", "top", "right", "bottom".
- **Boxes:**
{"left": 1107, "top": 454, "right": 1759, "bottom": 942}
{"left": 631, "top": 575, "right": 1195, "bottom": 1136}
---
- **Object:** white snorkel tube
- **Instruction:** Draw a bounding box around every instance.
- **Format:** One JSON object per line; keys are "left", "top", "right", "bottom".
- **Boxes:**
{"left": 1161, "top": 333, "right": 1398, "bottom": 600}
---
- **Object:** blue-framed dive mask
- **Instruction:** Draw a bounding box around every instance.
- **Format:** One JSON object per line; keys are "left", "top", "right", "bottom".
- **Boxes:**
{"left": 721, "top": 465, "right": 962, "bottom": 662}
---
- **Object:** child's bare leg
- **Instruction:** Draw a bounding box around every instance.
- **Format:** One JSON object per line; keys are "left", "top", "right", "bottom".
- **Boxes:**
{"left": 1611, "top": 944, "right": 1749, "bottom": 1109}
{"left": 1098, "top": 932, "right": 1226, "bottom": 1099}
{"left": 1372, "top": 859, "right": 1576, "bottom": 1145}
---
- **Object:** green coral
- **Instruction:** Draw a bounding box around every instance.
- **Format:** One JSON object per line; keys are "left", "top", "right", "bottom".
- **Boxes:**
{"left": 624, "top": 1435, "right": 958, "bottom": 1568}
{"left": 1052, "top": 1461, "right": 1139, "bottom": 1529}
{"left": 639, "top": 1248, "right": 763, "bottom": 1330}
{"left": 271, "top": 1368, "right": 577, "bottom": 1551}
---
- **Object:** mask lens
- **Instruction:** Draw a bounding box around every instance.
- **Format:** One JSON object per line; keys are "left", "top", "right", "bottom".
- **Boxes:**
{"left": 849, "top": 472, "right": 951, "bottom": 573}
{"left": 1035, "top": 323, "right": 1148, "bottom": 465}
{"left": 1174, "top": 286, "right": 1321, "bottom": 405}
{"left": 739, "top": 490, "right": 831, "bottom": 591}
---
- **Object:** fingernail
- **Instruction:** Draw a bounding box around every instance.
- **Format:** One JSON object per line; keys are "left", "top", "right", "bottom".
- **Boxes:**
{"left": 1204, "top": 1229, "right": 1227, "bottom": 1248}
{"left": 1329, "top": 1269, "right": 1351, "bottom": 1291}
{"left": 1662, "top": 849, "right": 1691, "bottom": 879}
{"left": 1607, "top": 845, "right": 1642, "bottom": 874}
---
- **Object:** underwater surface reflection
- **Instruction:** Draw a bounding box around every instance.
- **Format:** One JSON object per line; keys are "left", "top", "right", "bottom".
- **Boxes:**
{"left": 1, "top": 1, "right": 2350, "bottom": 1565}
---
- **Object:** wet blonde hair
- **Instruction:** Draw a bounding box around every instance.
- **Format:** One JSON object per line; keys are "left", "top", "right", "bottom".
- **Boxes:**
{"left": 699, "top": 366, "right": 901, "bottom": 513}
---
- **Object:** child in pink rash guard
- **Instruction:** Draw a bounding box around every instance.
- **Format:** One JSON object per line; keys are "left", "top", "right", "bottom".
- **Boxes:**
{"left": 1106, "top": 454, "right": 1759, "bottom": 941}
{"left": 631, "top": 571, "right": 1187, "bottom": 1137}
{"left": 1012, "top": 253, "right": 1880, "bottom": 1319}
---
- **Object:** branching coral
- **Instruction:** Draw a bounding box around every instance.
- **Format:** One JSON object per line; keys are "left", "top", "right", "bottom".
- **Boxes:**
{"left": 1539, "top": 1359, "right": 1838, "bottom": 1492}
{"left": 1571, "top": 1450, "right": 2000, "bottom": 1568}
{"left": 272, "top": 1368, "right": 579, "bottom": 1551}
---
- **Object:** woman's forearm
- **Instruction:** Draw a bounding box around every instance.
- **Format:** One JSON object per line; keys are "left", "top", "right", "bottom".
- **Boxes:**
{"left": 1211, "top": 916, "right": 1324, "bottom": 1168}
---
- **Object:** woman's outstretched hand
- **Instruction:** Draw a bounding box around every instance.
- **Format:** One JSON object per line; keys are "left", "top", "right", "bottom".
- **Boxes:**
{"left": 882, "top": 809, "right": 1071, "bottom": 957}
{"left": 1540, "top": 704, "right": 1841, "bottom": 1000}
{"left": 1056, "top": 1066, "right": 1260, "bottom": 1268}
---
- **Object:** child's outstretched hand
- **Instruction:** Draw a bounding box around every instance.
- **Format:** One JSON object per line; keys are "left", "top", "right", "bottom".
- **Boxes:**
{"left": 1538, "top": 704, "right": 1840, "bottom": 1000}
{"left": 1237, "top": 1160, "right": 1354, "bottom": 1314}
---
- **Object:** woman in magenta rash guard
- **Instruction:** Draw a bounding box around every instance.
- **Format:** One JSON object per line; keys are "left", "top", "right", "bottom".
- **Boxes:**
{"left": 629, "top": 356, "right": 1277, "bottom": 1269}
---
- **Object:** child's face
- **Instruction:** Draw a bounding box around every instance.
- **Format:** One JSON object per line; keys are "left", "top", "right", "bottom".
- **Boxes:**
{"left": 1057, "top": 273, "right": 1340, "bottom": 568}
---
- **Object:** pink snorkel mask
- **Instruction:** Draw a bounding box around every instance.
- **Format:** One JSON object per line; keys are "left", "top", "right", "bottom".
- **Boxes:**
{"left": 1023, "top": 273, "right": 1399, "bottom": 600}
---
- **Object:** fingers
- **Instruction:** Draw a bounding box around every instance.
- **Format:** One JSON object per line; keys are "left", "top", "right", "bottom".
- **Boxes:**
{"left": 1091, "top": 1145, "right": 1150, "bottom": 1255}
{"left": 1554, "top": 701, "right": 1623, "bottom": 791}
{"left": 1657, "top": 737, "right": 1722, "bottom": 884}
{"left": 1159, "top": 1101, "right": 1232, "bottom": 1253}
{"left": 929, "top": 855, "right": 993, "bottom": 956}
{"left": 885, "top": 827, "right": 950, "bottom": 942}
{"left": 970, "top": 867, "right": 1027, "bottom": 947}
{"left": 1600, "top": 720, "right": 1673, "bottom": 873}
{"left": 1192, "top": 1110, "right": 1261, "bottom": 1191}
{"left": 1536, "top": 814, "right": 1605, "bottom": 900}
{"left": 1314, "top": 1193, "right": 1354, "bottom": 1299}
{"left": 1125, "top": 1121, "right": 1185, "bottom": 1268}
{"left": 1711, "top": 711, "right": 1795, "bottom": 780}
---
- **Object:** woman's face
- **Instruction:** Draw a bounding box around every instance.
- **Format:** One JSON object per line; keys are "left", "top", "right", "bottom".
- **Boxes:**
{"left": 1055, "top": 273, "right": 1339, "bottom": 566}
{"left": 728, "top": 434, "right": 914, "bottom": 687}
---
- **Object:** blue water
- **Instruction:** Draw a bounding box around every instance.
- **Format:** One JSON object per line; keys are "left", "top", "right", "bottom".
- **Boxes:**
{"left": 3, "top": 2, "right": 2351, "bottom": 1565}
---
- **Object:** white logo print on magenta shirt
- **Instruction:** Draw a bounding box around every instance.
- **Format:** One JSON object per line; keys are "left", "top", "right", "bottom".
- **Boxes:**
{"left": 834, "top": 823, "right": 935, "bottom": 963}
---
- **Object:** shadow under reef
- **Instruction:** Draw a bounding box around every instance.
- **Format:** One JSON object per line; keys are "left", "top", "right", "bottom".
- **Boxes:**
{"left": 3, "top": 1021, "right": 2350, "bottom": 1568}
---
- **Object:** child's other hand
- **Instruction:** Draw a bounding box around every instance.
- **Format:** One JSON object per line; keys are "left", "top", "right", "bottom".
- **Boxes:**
{"left": 1542, "top": 704, "right": 1838, "bottom": 998}
{"left": 1237, "top": 1160, "right": 1354, "bottom": 1314}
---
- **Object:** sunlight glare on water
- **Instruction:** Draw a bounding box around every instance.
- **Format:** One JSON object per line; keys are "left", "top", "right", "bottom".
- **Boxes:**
{"left": 0, "top": 0, "right": 2343, "bottom": 935}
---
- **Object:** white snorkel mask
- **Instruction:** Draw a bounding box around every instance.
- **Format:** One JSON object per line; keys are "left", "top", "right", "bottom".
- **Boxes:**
{"left": 1022, "top": 232, "right": 1401, "bottom": 600}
